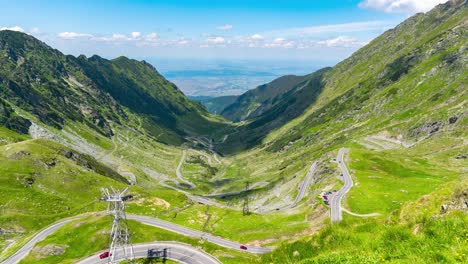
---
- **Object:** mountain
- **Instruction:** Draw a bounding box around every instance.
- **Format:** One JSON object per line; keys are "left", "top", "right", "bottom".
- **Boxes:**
{"left": 218, "top": 0, "right": 467, "bottom": 154}
{"left": 220, "top": 74, "right": 309, "bottom": 122}
{"left": 190, "top": 95, "right": 238, "bottom": 114}
{"left": 218, "top": 68, "right": 331, "bottom": 153}
{"left": 0, "top": 1, "right": 466, "bottom": 263}
{"left": 0, "top": 30, "right": 220, "bottom": 145}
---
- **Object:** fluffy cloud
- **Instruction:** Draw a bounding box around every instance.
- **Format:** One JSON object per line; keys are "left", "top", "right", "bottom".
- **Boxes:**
{"left": 268, "top": 21, "right": 389, "bottom": 38}
{"left": 317, "top": 36, "right": 364, "bottom": 47}
{"left": 177, "top": 39, "right": 189, "bottom": 45}
{"left": 131, "top": 32, "right": 141, "bottom": 39}
{"left": 111, "top": 34, "right": 128, "bottom": 40}
{"left": 264, "top": 38, "right": 295, "bottom": 48}
{"left": 0, "top": 26, "right": 24, "bottom": 32}
{"left": 216, "top": 24, "right": 233, "bottom": 30}
{"left": 58, "top": 32, "right": 93, "bottom": 39}
{"left": 206, "top": 36, "right": 226, "bottom": 44}
{"left": 144, "top": 33, "right": 158, "bottom": 42}
{"left": 250, "top": 34, "right": 264, "bottom": 40}
{"left": 358, "top": 0, "right": 449, "bottom": 13}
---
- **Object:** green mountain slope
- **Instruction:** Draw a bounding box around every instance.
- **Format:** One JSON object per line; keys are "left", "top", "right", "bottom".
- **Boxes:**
{"left": 191, "top": 95, "right": 238, "bottom": 114}
{"left": 221, "top": 74, "right": 308, "bottom": 122}
{"left": 0, "top": 1, "right": 466, "bottom": 263}
{"left": 217, "top": 0, "right": 466, "bottom": 155}
{"left": 219, "top": 68, "right": 330, "bottom": 153}
{"left": 0, "top": 127, "right": 128, "bottom": 249}
{"left": 0, "top": 30, "right": 221, "bottom": 145}
{"left": 261, "top": 0, "right": 467, "bottom": 153}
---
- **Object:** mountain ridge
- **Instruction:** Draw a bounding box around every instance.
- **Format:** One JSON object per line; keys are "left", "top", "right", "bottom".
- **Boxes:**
{"left": 0, "top": 30, "right": 222, "bottom": 145}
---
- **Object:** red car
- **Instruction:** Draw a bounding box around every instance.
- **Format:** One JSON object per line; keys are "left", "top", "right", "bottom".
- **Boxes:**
{"left": 322, "top": 195, "right": 328, "bottom": 199}
{"left": 240, "top": 245, "right": 248, "bottom": 250}
{"left": 99, "top": 251, "right": 110, "bottom": 259}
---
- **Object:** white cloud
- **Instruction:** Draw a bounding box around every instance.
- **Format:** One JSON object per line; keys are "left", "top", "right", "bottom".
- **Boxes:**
{"left": 144, "top": 32, "right": 158, "bottom": 42}
{"left": 30, "top": 27, "right": 40, "bottom": 34}
{"left": 111, "top": 34, "right": 128, "bottom": 40}
{"left": 317, "top": 36, "right": 364, "bottom": 47}
{"left": 267, "top": 21, "right": 391, "bottom": 38}
{"left": 216, "top": 24, "right": 233, "bottom": 30}
{"left": 131, "top": 32, "right": 141, "bottom": 39}
{"left": 0, "top": 26, "right": 24, "bottom": 32}
{"left": 264, "top": 38, "right": 295, "bottom": 48}
{"left": 358, "top": 0, "right": 449, "bottom": 13}
{"left": 206, "top": 36, "right": 226, "bottom": 44}
{"left": 58, "top": 32, "right": 93, "bottom": 39}
{"left": 250, "top": 34, "right": 264, "bottom": 40}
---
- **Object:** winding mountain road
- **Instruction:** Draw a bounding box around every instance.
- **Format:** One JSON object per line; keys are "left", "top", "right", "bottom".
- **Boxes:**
{"left": 259, "top": 161, "right": 318, "bottom": 214}
{"left": 279, "top": 161, "right": 318, "bottom": 211}
{"left": 1, "top": 216, "right": 81, "bottom": 264}
{"left": 127, "top": 214, "right": 272, "bottom": 254}
{"left": 76, "top": 242, "right": 221, "bottom": 264}
{"left": 176, "top": 150, "right": 196, "bottom": 189}
{"left": 330, "top": 148, "right": 353, "bottom": 222}
{"left": 1, "top": 214, "right": 272, "bottom": 264}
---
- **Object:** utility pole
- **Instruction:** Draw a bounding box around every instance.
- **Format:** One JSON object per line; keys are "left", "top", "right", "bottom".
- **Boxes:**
{"left": 243, "top": 181, "right": 250, "bottom": 216}
{"left": 101, "top": 187, "right": 134, "bottom": 263}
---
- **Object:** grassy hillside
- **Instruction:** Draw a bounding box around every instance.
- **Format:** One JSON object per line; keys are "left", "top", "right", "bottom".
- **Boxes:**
{"left": 216, "top": 0, "right": 466, "bottom": 153}
{"left": 262, "top": 178, "right": 467, "bottom": 263}
{"left": 0, "top": 129, "right": 129, "bottom": 254}
{"left": 192, "top": 95, "right": 238, "bottom": 114}
{"left": 219, "top": 68, "right": 330, "bottom": 153}
{"left": 0, "top": 30, "right": 224, "bottom": 145}
{"left": 221, "top": 74, "right": 307, "bottom": 122}
{"left": 0, "top": 1, "right": 466, "bottom": 263}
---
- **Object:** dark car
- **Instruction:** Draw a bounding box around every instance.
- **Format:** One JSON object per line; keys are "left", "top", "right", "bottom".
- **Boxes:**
{"left": 324, "top": 201, "right": 329, "bottom": 205}
{"left": 99, "top": 251, "right": 110, "bottom": 259}
{"left": 240, "top": 245, "right": 248, "bottom": 250}
{"left": 148, "top": 248, "right": 168, "bottom": 258}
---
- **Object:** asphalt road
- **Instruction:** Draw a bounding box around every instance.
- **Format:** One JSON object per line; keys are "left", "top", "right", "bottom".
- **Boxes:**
{"left": 330, "top": 148, "right": 353, "bottom": 222}
{"left": 288, "top": 161, "right": 318, "bottom": 209}
{"left": 204, "top": 181, "right": 269, "bottom": 198}
{"left": 266, "top": 161, "right": 318, "bottom": 213}
{"left": 76, "top": 242, "right": 221, "bottom": 264}
{"left": 1, "top": 214, "right": 272, "bottom": 264}
{"left": 1, "top": 216, "right": 81, "bottom": 264}
{"left": 176, "top": 150, "right": 196, "bottom": 189}
{"left": 127, "top": 214, "right": 273, "bottom": 254}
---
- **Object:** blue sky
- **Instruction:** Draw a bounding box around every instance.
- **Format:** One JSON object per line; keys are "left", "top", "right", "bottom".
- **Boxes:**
{"left": 0, "top": 0, "right": 448, "bottom": 63}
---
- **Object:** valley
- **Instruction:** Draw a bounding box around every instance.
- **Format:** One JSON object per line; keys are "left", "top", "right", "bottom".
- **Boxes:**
{"left": 0, "top": 0, "right": 467, "bottom": 263}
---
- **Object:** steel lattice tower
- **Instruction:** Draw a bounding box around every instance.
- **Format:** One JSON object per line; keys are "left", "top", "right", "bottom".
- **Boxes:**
{"left": 101, "top": 187, "right": 134, "bottom": 263}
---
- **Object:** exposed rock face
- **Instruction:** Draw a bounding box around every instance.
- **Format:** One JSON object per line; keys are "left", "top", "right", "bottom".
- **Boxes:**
{"left": 32, "top": 244, "right": 68, "bottom": 257}
{"left": 448, "top": 116, "right": 458, "bottom": 124}
{"left": 0, "top": 99, "right": 31, "bottom": 134}
{"left": 409, "top": 121, "right": 442, "bottom": 138}
{"left": 6, "top": 151, "right": 30, "bottom": 160}
{"left": 58, "top": 148, "right": 130, "bottom": 184}
{"left": 28, "top": 122, "right": 55, "bottom": 140}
